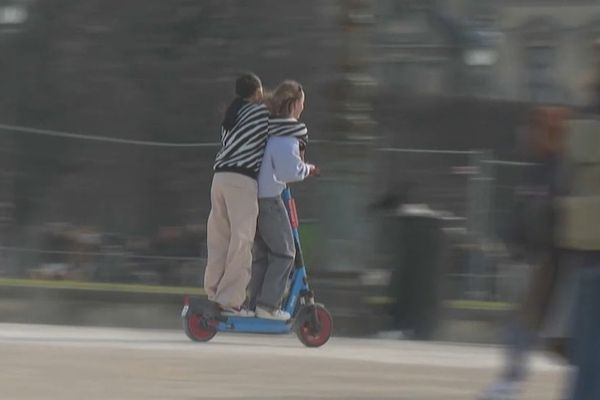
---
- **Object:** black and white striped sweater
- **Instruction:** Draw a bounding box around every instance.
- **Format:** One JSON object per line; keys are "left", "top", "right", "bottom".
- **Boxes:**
{"left": 214, "top": 102, "right": 270, "bottom": 179}
{"left": 268, "top": 118, "right": 308, "bottom": 147}
{"left": 214, "top": 103, "right": 308, "bottom": 179}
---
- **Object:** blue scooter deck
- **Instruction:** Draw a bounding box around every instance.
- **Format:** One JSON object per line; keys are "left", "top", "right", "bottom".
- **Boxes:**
{"left": 218, "top": 317, "right": 292, "bottom": 334}
{"left": 182, "top": 296, "right": 293, "bottom": 334}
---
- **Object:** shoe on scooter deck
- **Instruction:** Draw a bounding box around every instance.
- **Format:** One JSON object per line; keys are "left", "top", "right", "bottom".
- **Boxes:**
{"left": 182, "top": 296, "right": 292, "bottom": 334}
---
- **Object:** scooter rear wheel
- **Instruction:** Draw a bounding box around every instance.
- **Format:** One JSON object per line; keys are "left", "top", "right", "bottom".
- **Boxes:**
{"left": 295, "top": 304, "right": 332, "bottom": 348}
{"left": 183, "top": 313, "right": 217, "bottom": 342}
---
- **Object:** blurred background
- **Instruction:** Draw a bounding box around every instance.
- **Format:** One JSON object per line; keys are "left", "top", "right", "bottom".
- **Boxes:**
{"left": 0, "top": 0, "right": 599, "bottom": 340}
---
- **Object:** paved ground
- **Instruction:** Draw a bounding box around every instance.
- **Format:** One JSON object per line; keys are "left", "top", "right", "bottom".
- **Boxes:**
{"left": 0, "top": 324, "right": 567, "bottom": 400}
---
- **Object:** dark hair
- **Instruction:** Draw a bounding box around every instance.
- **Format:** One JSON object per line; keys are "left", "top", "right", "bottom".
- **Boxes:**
{"left": 222, "top": 73, "right": 262, "bottom": 130}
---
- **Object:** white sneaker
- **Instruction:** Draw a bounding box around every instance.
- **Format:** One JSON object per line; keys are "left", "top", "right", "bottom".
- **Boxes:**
{"left": 221, "top": 307, "right": 255, "bottom": 318}
{"left": 255, "top": 306, "right": 291, "bottom": 321}
{"left": 478, "top": 380, "right": 521, "bottom": 400}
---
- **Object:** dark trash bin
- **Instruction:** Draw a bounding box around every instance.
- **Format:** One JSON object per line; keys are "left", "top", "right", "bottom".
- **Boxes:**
{"left": 381, "top": 205, "right": 445, "bottom": 340}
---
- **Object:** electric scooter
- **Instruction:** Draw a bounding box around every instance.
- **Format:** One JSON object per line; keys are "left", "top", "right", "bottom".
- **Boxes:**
{"left": 181, "top": 187, "right": 333, "bottom": 347}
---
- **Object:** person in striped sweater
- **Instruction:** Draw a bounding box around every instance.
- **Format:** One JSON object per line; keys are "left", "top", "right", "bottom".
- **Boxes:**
{"left": 204, "top": 73, "right": 270, "bottom": 317}
{"left": 247, "top": 80, "right": 319, "bottom": 320}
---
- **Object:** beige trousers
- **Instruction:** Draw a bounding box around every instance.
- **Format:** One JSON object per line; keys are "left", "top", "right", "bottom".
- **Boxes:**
{"left": 204, "top": 172, "right": 258, "bottom": 308}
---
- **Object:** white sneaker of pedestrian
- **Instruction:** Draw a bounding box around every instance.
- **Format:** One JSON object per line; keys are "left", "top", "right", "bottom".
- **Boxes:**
{"left": 255, "top": 306, "right": 291, "bottom": 321}
{"left": 478, "top": 379, "right": 521, "bottom": 400}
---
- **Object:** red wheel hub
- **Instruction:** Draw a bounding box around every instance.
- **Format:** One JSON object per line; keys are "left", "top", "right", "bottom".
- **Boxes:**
{"left": 299, "top": 307, "right": 332, "bottom": 347}
{"left": 187, "top": 313, "right": 216, "bottom": 341}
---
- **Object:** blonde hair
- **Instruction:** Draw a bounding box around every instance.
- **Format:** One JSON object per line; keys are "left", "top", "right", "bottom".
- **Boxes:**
{"left": 267, "top": 80, "right": 304, "bottom": 118}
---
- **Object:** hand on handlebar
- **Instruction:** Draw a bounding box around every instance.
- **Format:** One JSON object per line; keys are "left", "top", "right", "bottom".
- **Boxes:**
{"left": 308, "top": 165, "right": 321, "bottom": 177}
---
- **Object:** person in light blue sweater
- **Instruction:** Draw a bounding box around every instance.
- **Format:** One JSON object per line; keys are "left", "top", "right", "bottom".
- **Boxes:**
{"left": 247, "top": 81, "right": 318, "bottom": 321}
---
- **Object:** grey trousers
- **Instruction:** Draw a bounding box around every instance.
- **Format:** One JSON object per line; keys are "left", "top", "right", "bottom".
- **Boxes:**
{"left": 248, "top": 196, "right": 295, "bottom": 311}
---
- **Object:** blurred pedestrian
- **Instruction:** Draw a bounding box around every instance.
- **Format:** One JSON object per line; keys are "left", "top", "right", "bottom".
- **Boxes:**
{"left": 203, "top": 73, "right": 269, "bottom": 317}
{"left": 479, "top": 107, "right": 574, "bottom": 400}
{"left": 563, "top": 66, "right": 600, "bottom": 400}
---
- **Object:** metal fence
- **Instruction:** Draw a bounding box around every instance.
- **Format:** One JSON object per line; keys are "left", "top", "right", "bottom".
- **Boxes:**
{"left": 376, "top": 146, "right": 535, "bottom": 303}
{"left": 0, "top": 122, "right": 535, "bottom": 304}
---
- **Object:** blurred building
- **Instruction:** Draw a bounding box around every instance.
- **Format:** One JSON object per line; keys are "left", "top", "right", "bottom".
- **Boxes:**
{"left": 1, "top": 0, "right": 599, "bottom": 279}
{"left": 375, "top": 0, "right": 600, "bottom": 105}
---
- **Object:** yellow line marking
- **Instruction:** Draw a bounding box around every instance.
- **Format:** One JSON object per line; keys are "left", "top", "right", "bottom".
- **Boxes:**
{"left": 0, "top": 278, "right": 205, "bottom": 295}
{"left": 0, "top": 279, "right": 513, "bottom": 311}
{"left": 366, "top": 296, "right": 514, "bottom": 311}
{"left": 446, "top": 300, "right": 514, "bottom": 311}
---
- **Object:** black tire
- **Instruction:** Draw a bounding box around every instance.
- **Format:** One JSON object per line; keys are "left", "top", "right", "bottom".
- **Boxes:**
{"left": 294, "top": 304, "right": 333, "bottom": 348}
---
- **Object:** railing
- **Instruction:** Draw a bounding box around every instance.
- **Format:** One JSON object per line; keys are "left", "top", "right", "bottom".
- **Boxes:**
{"left": 0, "top": 122, "right": 534, "bottom": 303}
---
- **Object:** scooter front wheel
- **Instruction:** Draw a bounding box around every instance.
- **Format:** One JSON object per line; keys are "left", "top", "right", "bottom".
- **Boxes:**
{"left": 183, "top": 313, "right": 217, "bottom": 342}
{"left": 295, "top": 304, "right": 332, "bottom": 348}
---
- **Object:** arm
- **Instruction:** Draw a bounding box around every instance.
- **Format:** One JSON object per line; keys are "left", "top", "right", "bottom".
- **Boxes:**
{"left": 271, "top": 138, "right": 312, "bottom": 184}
